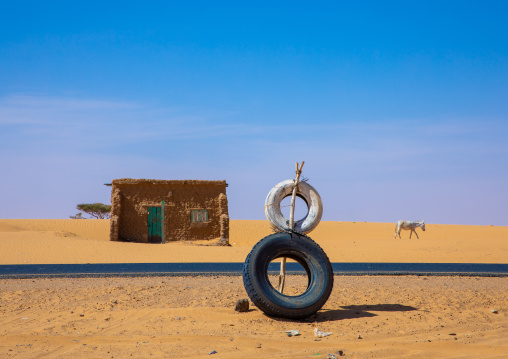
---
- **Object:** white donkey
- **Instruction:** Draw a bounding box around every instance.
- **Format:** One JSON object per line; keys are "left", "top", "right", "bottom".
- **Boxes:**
{"left": 394, "top": 220, "right": 425, "bottom": 239}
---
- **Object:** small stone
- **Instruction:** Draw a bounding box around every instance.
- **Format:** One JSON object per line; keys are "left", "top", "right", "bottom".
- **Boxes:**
{"left": 234, "top": 299, "right": 249, "bottom": 312}
{"left": 491, "top": 309, "right": 498, "bottom": 314}
{"left": 208, "top": 350, "right": 217, "bottom": 355}
{"left": 336, "top": 350, "right": 345, "bottom": 356}
{"left": 357, "top": 334, "right": 363, "bottom": 339}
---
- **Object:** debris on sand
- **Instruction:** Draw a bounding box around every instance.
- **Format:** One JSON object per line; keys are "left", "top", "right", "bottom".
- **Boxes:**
{"left": 281, "top": 330, "right": 300, "bottom": 337}
{"left": 314, "top": 328, "right": 332, "bottom": 338}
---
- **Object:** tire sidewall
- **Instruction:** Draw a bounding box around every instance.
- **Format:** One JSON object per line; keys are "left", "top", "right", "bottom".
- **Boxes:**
{"left": 264, "top": 180, "right": 323, "bottom": 234}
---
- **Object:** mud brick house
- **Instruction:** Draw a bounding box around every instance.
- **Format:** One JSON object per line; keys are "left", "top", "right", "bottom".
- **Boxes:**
{"left": 109, "top": 179, "right": 229, "bottom": 244}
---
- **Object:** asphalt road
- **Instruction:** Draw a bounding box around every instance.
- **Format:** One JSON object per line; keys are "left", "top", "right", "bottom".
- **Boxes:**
{"left": 1, "top": 262, "right": 507, "bottom": 278}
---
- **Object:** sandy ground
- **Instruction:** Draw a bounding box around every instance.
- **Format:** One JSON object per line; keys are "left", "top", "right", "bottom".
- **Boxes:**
{"left": 0, "top": 219, "right": 507, "bottom": 358}
{"left": 1, "top": 219, "right": 507, "bottom": 264}
{"left": 1, "top": 276, "right": 506, "bottom": 358}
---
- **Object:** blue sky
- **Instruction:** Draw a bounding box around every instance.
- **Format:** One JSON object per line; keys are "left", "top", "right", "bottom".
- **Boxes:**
{"left": 1, "top": 1, "right": 507, "bottom": 225}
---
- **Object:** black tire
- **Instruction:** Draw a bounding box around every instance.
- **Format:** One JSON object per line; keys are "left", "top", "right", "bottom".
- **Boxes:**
{"left": 242, "top": 231, "right": 334, "bottom": 319}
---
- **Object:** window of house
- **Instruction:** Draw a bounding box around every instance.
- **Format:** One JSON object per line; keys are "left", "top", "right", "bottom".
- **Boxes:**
{"left": 191, "top": 209, "right": 208, "bottom": 223}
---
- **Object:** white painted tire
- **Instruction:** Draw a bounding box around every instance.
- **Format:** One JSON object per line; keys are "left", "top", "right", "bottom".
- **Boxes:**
{"left": 264, "top": 179, "right": 323, "bottom": 234}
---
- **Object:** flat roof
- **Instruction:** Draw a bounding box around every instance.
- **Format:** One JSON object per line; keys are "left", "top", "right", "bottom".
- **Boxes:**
{"left": 111, "top": 178, "right": 227, "bottom": 186}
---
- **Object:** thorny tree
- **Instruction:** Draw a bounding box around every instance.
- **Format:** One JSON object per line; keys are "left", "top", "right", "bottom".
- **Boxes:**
{"left": 74, "top": 203, "right": 111, "bottom": 219}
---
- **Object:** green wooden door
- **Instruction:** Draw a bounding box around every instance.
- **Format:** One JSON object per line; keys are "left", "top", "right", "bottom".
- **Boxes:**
{"left": 147, "top": 207, "right": 162, "bottom": 243}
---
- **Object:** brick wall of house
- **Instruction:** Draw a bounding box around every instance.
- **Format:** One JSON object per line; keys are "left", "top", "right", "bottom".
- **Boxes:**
{"left": 110, "top": 179, "right": 228, "bottom": 243}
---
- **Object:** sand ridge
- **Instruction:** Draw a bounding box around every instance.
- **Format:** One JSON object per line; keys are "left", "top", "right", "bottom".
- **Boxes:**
{"left": 0, "top": 219, "right": 507, "bottom": 264}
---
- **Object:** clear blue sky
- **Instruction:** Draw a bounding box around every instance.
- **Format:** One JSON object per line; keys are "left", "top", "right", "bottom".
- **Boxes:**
{"left": 1, "top": 1, "right": 507, "bottom": 225}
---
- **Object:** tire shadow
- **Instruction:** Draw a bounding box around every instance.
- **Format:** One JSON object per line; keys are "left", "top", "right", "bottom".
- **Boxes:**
{"left": 312, "top": 304, "right": 418, "bottom": 322}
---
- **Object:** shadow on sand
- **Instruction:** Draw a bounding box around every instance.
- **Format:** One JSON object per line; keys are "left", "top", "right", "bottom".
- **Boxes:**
{"left": 314, "top": 304, "right": 418, "bottom": 322}
{"left": 264, "top": 304, "right": 418, "bottom": 323}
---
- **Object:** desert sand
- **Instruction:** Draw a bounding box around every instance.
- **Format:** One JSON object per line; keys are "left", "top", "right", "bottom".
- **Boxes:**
{"left": 1, "top": 219, "right": 507, "bottom": 358}
{"left": 1, "top": 219, "right": 507, "bottom": 264}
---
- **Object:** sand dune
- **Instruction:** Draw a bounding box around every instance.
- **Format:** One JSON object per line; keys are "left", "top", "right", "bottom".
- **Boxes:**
{"left": 0, "top": 219, "right": 507, "bottom": 264}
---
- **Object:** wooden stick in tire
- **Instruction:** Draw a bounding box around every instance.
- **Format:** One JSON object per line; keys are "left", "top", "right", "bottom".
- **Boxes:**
{"left": 278, "top": 161, "right": 305, "bottom": 293}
